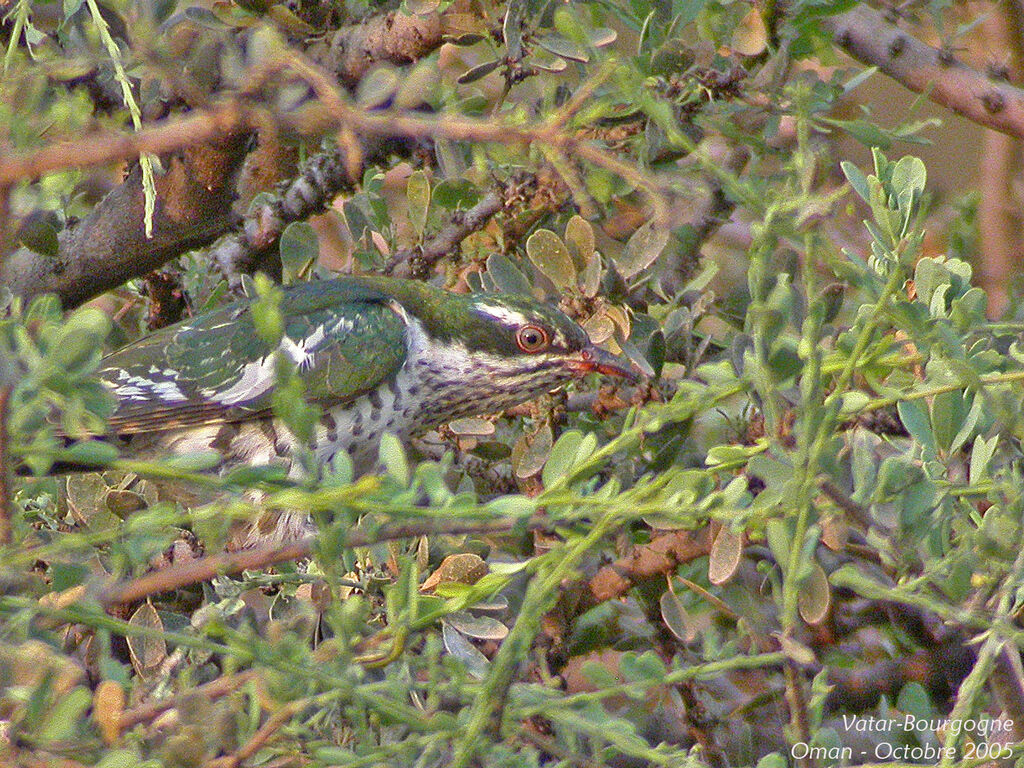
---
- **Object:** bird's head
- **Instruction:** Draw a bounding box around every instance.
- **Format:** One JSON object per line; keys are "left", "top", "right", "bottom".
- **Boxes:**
{"left": 462, "top": 293, "right": 636, "bottom": 380}
{"left": 396, "top": 287, "right": 637, "bottom": 421}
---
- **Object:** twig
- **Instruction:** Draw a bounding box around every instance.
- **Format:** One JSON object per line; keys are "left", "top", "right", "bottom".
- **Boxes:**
{"left": 0, "top": 98, "right": 278, "bottom": 187}
{"left": 826, "top": 5, "right": 1024, "bottom": 139}
{"left": 0, "top": 383, "right": 11, "bottom": 546}
{"left": 784, "top": 658, "right": 814, "bottom": 768}
{"left": 207, "top": 699, "right": 306, "bottom": 768}
{"left": 589, "top": 527, "right": 712, "bottom": 602}
{"left": 386, "top": 188, "right": 506, "bottom": 277}
{"left": 118, "top": 670, "right": 256, "bottom": 730}
{"left": 818, "top": 478, "right": 873, "bottom": 530}
{"left": 99, "top": 515, "right": 547, "bottom": 607}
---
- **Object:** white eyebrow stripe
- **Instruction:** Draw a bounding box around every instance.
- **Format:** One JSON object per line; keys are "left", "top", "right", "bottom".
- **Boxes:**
{"left": 474, "top": 303, "right": 529, "bottom": 327}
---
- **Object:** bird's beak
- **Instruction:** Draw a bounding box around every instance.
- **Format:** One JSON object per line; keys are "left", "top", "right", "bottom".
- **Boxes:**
{"left": 567, "top": 345, "right": 641, "bottom": 382}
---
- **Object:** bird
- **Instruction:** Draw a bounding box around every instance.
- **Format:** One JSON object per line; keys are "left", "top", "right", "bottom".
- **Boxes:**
{"left": 93, "top": 276, "right": 634, "bottom": 544}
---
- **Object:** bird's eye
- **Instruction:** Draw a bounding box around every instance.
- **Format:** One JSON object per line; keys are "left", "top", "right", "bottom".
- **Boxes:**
{"left": 516, "top": 324, "right": 549, "bottom": 352}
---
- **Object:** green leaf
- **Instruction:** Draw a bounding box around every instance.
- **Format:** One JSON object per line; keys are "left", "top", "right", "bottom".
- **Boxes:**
{"left": 673, "top": 0, "right": 708, "bottom": 27}
{"left": 930, "top": 389, "right": 968, "bottom": 453}
{"left": 164, "top": 451, "right": 224, "bottom": 472}
{"left": 617, "top": 221, "right": 669, "bottom": 277}
{"left": 765, "top": 517, "right": 792, "bottom": 574}
{"left": 432, "top": 179, "right": 480, "bottom": 209}
{"left": 50, "top": 308, "right": 109, "bottom": 374}
{"left": 659, "top": 587, "right": 691, "bottom": 641}
{"left": 756, "top": 754, "right": 788, "bottom": 768}
{"left": 486, "top": 253, "right": 532, "bottom": 295}
{"left": 457, "top": 59, "right": 501, "bottom": 84}
{"left": 379, "top": 432, "right": 409, "bottom": 486}
{"left": 18, "top": 215, "right": 60, "bottom": 257}
{"left": 356, "top": 66, "right": 400, "bottom": 108}
{"left": 542, "top": 429, "right": 583, "bottom": 486}
{"left": 279, "top": 222, "right": 319, "bottom": 283}
{"left": 970, "top": 434, "right": 998, "bottom": 482}
{"left": 897, "top": 399, "right": 935, "bottom": 453}
{"left": 797, "top": 560, "right": 831, "bottom": 625}
{"left": 890, "top": 155, "right": 927, "bottom": 198}
{"left": 825, "top": 118, "right": 892, "bottom": 149}
{"left": 406, "top": 170, "right": 430, "bottom": 239}
{"left": 896, "top": 682, "right": 932, "bottom": 718}
{"left": 564, "top": 215, "right": 595, "bottom": 270}
{"left": 40, "top": 686, "right": 91, "bottom": 743}
{"left": 526, "top": 229, "right": 576, "bottom": 289}
{"left": 536, "top": 34, "right": 589, "bottom": 62}
{"left": 62, "top": 440, "right": 120, "bottom": 467}
{"left": 587, "top": 27, "right": 617, "bottom": 47}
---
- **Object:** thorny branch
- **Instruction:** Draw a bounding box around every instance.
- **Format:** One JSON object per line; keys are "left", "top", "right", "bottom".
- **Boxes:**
{"left": 827, "top": 4, "right": 1024, "bottom": 139}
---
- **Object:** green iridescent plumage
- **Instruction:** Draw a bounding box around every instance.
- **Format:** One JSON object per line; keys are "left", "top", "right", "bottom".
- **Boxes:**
{"left": 101, "top": 279, "right": 408, "bottom": 433}
{"left": 95, "top": 276, "right": 633, "bottom": 482}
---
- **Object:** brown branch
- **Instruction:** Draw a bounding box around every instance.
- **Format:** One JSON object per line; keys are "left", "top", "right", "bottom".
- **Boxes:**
{"left": 1, "top": 135, "right": 252, "bottom": 307}
{"left": 285, "top": 53, "right": 674, "bottom": 229}
{"left": 0, "top": 10, "right": 450, "bottom": 306}
{"left": 316, "top": 11, "right": 445, "bottom": 87}
{"left": 99, "top": 515, "right": 547, "bottom": 607}
{"left": 386, "top": 188, "right": 506, "bottom": 278}
{"left": 207, "top": 699, "right": 306, "bottom": 768}
{"left": 0, "top": 7, "right": 448, "bottom": 186}
{"left": 826, "top": 5, "right": 1024, "bottom": 139}
{"left": 0, "top": 99, "right": 280, "bottom": 188}
{"left": 784, "top": 659, "right": 814, "bottom": 768}
{"left": 3, "top": 38, "right": 670, "bottom": 307}
{"left": 118, "top": 670, "right": 256, "bottom": 731}
{"left": 977, "top": 6, "right": 1024, "bottom": 317}
{"left": 210, "top": 135, "right": 398, "bottom": 288}
{"left": 589, "top": 527, "right": 712, "bottom": 602}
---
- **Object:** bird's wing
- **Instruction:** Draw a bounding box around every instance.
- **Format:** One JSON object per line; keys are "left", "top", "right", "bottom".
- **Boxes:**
{"left": 99, "top": 281, "right": 408, "bottom": 435}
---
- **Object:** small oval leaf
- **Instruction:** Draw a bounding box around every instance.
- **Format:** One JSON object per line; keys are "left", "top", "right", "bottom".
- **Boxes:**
{"left": 457, "top": 59, "right": 501, "bottom": 84}
{"left": 564, "top": 215, "right": 595, "bottom": 269}
{"left": 588, "top": 27, "right": 618, "bottom": 48}
{"left": 356, "top": 66, "right": 401, "bottom": 108}
{"left": 407, "top": 170, "right": 431, "bottom": 239}
{"left": 441, "top": 623, "right": 490, "bottom": 679}
{"left": 512, "top": 423, "right": 554, "bottom": 479}
{"left": 449, "top": 417, "right": 495, "bottom": 436}
{"left": 127, "top": 602, "right": 167, "bottom": 676}
{"left": 486, "top": 253, "right": 533, "bottom": 295}
{"left": 660, "top": 588, "right": 692, "bottom": 642}
{"left": 618, "top": 221, "right": 670, "bottom": 277}
{"left": 797, "top": 560, "right": 832, "bottom": 625}
{"left": 708, "top": 525, "right": 743, "bottom": 585}
{"left": 446, "top": 611, "right": 509, "bottom": 640}
{"left": 526, "top": 229, "right": 576, "bottom": 288}
{"left": 536, "top": 35, "right": 589, "bottom": 62}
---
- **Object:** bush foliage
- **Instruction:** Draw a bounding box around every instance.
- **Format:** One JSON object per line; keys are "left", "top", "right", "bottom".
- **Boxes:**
{"left": 2, "top": 0, "right": 1023, "bottom": 766}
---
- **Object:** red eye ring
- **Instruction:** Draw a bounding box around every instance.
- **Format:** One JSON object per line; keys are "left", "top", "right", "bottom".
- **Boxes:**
{"left": 516, "top": 324, "right": 549, "bottom": 353}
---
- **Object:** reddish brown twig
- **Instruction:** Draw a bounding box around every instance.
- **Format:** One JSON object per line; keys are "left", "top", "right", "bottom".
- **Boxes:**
{"left": 100, "top": 515, "right": 547, "bottom": 608}
{"left": 118, "top": 670, "right": 256, "bottom": 731}
{"left": 589, "top": 527, "right": 712, "bottom": 602}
